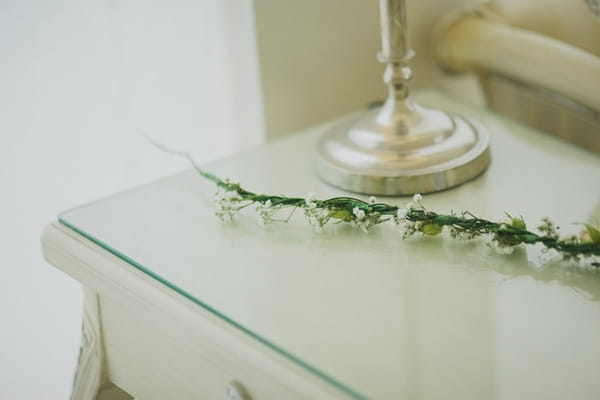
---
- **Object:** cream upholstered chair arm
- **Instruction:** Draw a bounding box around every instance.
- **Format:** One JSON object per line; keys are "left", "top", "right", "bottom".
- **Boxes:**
{"left": 433, "top": 8, "right": 600, "bottom": 111}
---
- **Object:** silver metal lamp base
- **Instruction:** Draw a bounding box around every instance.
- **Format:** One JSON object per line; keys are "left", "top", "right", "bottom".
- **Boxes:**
{"left": 316, "top": 100, "right": 490, "bottom": 196}
{"left": 315, "top": 0, "right": 490, "bottom": 196}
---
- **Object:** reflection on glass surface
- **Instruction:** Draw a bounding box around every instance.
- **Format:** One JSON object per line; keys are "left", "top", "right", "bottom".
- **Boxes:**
{"left": 59, "top": 91, "right": 600, "bottom": 400}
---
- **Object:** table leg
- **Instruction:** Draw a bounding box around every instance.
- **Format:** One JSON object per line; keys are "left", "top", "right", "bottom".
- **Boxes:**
{"left": 71, "top": 288, "right": 132, "bottom": 400}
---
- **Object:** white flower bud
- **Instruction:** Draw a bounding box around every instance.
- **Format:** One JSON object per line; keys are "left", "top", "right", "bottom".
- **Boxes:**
{"left": 352, "top": 207, "right": 366, "bottom": 220}
{"left": 397, "top": 208, "right": 408, "bottom": 219}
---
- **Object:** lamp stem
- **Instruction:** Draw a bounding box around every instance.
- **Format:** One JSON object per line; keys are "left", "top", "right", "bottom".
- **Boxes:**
{"left": 378, "top": 0, "right": 414, "bottom": 100}
{"left": 378, "top": 0, "right": 410, "bottom": 61}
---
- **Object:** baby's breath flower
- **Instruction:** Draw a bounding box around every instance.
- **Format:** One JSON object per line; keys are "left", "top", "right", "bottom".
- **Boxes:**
{"left": 215, "top": 186, "right": 238, "bottom": 201}
{"left": 351, "top": 207, "right": 370, "bottom": 233}
{"left": 214, "top": 187, "right": 242, "bottom": 222}
{"left": 396, "top": 219, "right": 417, "bottom": 239}
{"left": 350, "top": 206, "right": 382, "bottom": 233}
{"left": 256, "top": 200, "right": 274, "bottom": 227}
{"left": 353, "top": 207, "right": 366, "bottom": 220}
{"left": 449, "top": 226, "right": 480, "bottom": 240}
{"left": 412, "top": 193, "right": 423, "bottom": 203}
{"left": 399, "top": 222, "right": 417, "bottom": 239}
{"left": 396, "top": 207, "right": 408, "bottom": 220}
{"left": 305, "top": 192, "right": 317, "bottom": 208}
{"left": 304, "top": 206, "right": 331, "bottom": 232}
{"left": 368, "top": 196, "right": 377, "bottom": 205}
{"left": 393, "top": 205, "right": 417, "bottom": 237}
{"left": 488, "top": 238, "right": 515, "bottom": 255}
{"left": 537, "top": 217, "right": 559, "bottom": 240}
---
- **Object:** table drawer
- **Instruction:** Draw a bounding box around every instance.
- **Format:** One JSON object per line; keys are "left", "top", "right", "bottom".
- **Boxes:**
{"left": 99, "top": 295, "right": 344, "bottom": 400}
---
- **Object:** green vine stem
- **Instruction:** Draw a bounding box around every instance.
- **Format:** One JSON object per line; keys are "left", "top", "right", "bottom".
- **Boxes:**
{"left": 147, "top": 137, "right": 600, "bottom": 267}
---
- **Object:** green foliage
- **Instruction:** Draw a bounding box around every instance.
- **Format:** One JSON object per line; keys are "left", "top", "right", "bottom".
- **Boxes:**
{"left": 421, "top": 223, "right": 443, "bottom": 236}
{"left": 584, "top": 224, "right": 600, "bottom": 244}
{"left": 148, "top": 137, "right": 600, "bottom": 267}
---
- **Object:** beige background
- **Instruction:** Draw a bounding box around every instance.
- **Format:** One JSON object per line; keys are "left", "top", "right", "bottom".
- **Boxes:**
{"left": 254, "top": 0, "right": 486, "bottom": 138}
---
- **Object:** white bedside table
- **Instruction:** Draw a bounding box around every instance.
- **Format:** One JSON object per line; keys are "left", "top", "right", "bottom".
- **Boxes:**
{"left": 42, "top": 90, "right": 600, "bottom": 400}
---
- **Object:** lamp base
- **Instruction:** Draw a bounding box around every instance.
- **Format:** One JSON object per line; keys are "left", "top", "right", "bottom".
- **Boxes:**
{"left": 315, "top": 102, "right": 490, "bottom": 196}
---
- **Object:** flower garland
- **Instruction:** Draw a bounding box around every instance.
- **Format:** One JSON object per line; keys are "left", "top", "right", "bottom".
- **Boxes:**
{"left": 211, "top": 179, "right": 599, "bottom": 265}
{"left": 149, "top": 139, "right": 600, "bottom": 267}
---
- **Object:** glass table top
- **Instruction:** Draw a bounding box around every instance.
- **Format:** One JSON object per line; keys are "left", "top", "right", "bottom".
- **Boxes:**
{"left": 59, "top": 91, "right": 600, "bottom": 400}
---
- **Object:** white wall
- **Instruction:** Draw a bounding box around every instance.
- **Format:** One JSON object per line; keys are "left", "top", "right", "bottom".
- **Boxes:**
{"left": 0, "top": 1, "right": 262, "bottom": 399}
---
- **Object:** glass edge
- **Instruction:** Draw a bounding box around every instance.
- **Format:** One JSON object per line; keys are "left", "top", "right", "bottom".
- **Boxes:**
{"left": 57, "top": 169, "right": 195, "bottom": 220}
{"left": 58, "top": 217, "right": 368, "bottom": 400}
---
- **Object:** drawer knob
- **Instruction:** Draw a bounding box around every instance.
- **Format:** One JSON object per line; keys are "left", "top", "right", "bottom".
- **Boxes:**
{"left": 226, "top": 380, "right": 252, "bottom": 400}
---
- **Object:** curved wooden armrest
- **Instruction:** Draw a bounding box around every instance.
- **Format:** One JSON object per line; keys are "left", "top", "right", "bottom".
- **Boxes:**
{"left": 433, "top": 13, "right": 600, "bottom": 111}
